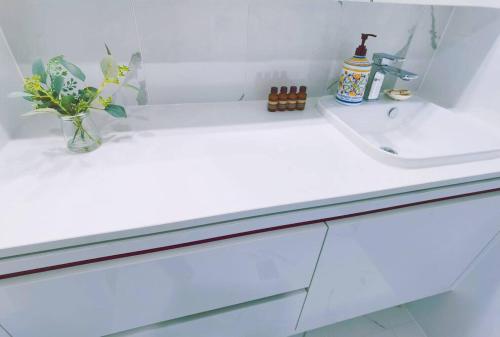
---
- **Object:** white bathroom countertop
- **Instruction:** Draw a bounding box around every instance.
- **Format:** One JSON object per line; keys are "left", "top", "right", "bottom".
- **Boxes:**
{"left": 1, "top": 98, "right": 500, "bottom": 258}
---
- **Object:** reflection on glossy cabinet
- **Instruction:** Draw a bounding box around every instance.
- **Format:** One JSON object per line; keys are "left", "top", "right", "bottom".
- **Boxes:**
{"left": 298, "top": 193, "right": 500, "bottom": 332}
{"left": 0, "top": 224, "right": 326, "bottom": 337}
{"left": 109, "top": 291, "right": 306, "bottom": 337}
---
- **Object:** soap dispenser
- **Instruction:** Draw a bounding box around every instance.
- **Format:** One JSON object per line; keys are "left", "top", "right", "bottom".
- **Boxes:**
{"left": 336, "top": 33, "right": 376, "bottom": 106}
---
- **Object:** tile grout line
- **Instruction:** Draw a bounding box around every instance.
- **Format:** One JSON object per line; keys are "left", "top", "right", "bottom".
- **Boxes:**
{"left": 129, "top": 0, "right": 149, "bottom": 103}
{"left": 417, "top": 6, "right": 456, "bottom": 93}
{"left": 242, "top": 0, "right": 251, "bottom": 101}
{"left": 0, "top": 25, "right": 26, "bottom": 138}
{"left": 0, "top": 26, "right": 23, "bottom": 81}
{"left": 130, "top": 0, "right": 144, "bottom": 65}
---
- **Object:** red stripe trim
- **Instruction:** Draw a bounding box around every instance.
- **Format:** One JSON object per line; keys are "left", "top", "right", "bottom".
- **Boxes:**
{"left": 1, "top": 187, "right": 499, "bottom": 281}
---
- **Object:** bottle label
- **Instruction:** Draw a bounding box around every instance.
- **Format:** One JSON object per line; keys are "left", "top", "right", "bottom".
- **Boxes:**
{"left": 336, "top": 65, "right": 370, "bottom": 105}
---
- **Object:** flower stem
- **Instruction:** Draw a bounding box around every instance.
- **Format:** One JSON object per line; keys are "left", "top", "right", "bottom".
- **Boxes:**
{"left": 70, "top": 116, "right": 95, "bottom": 146}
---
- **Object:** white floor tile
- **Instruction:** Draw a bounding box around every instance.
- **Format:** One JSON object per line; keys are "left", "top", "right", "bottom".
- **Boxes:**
{"left": 369, "top": 330, "right": 397, "bottom": 337}
{"left": 301, "top": 305, "right": 428, "bottom": 337}
{"left": 306, "top": 316, "right": 386, "bottom": 337}
{"left": 366, "top": 306, "right": 414, "bottom": 329}
{"left": 392, "top": 322, "right": 427, "bottom": 337}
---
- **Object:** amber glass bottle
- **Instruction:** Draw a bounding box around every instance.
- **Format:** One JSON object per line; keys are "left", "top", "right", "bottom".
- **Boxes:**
{"left": 278, "top": 86, "right": 288, "bottom": 111}
{"left": 267, "top": 87, "right": 279, "bottom": 112}
{"left": 287, "top": 86, "right": 297, "bottom": 111}
{"left": 297, "top": 86, "right": 307, "bottom": 110}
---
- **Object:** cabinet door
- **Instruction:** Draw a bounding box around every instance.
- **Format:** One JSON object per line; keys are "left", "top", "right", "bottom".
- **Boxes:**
{"left": 298, "top": 193, "right": 500, "bottom": 332}
{"left": 108, "top": 291, "right": 306, "bottom": 337}
{"left": 0, "top": 224, "right": 326, "bottom": 337}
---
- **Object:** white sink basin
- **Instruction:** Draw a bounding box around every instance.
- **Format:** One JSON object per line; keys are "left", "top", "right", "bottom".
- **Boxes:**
{"left": 318, "top": 96, "right": 500, "bottom": 168}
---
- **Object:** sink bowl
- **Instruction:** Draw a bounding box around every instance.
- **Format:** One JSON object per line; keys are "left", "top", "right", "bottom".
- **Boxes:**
{"left": 318, "top": 96, "right": 500, "bottom": 168}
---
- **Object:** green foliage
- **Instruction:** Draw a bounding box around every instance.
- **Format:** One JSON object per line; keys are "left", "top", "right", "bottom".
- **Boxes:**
{"left": 51, "top": 75, "right": 64, "bottom": 96}
{"left": 101, "top": 55, "right": 119, "bottom": 80}
{"left": 100, "top": 45, "right": 130, "bottom": 85}
{"left": 118, "top": 65, "right": 129, "bottom": 77}
{"left": 79, "top": 87, "right": 98, "bottom": 103}
{"left": 121, "top": 51, "right": 148, "bottom": 105}
{"left": 105, "top": 104, "right": 127, "bottom": 118}
{"left": 60, "top": 95, "right": 76, "bottom": 113}
{"left": 98, "top": 96, "right": 112, "bottom": 108}
{"left": 23, "top": 75, "right": 43, "bottom": 95}
{"left": 50, "top": 56, "right": 86, "bottom": 81}
{"left": 32, "top": 59, "right": 47, "bottom": 84}
{"left": 13, "top": 48, "right": 133, "bottom": 119}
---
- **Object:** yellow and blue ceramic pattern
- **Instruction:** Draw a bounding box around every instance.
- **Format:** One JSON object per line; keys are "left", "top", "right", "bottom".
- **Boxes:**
{"left": 336, "top": 56, "right": 371, "bottom": 106}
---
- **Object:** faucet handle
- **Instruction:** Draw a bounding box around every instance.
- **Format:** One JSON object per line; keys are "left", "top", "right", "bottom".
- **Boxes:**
{"left": 373, "top": 53, "right": 406, "bottom": 64}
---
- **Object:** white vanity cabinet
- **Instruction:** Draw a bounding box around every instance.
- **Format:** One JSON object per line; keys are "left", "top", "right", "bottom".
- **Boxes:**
{"left": 298, "top": 192, "right": 500, "bottom": 332}
{"left": 0, "top": 224, "right": 326, "bottom": 337}
{"left": 108, "top": 291, "right": 306, "bottom": 337}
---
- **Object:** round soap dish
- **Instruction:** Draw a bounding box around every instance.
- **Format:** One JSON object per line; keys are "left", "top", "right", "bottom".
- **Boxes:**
{"left": 385, "top": 89, "right": 412, "bottom": 101}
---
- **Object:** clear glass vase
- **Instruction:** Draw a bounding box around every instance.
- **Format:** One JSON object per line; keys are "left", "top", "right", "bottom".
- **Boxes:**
{"left": 59, "top": 112, "right": 102, "bottom": 153}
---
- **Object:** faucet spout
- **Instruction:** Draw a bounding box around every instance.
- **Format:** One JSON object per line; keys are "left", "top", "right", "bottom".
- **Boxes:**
{"left": 364, "top": 53, "right": 419, "bottom": 101}
{"left": 381, "top": 65, "right": 418, "bottom": 81}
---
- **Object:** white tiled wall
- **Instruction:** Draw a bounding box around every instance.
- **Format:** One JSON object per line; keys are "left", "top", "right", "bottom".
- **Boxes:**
{"left": 245, "top": 0, "right": 340, "bottom": 100}
{"left": 0, "top": 27, "right": 30, "bottom": 147}
{"left": 301, "top": 305, "right": 428, "bottom": 337}
{"left": 0, "top": 0, "right": 140, "bottom": 65}
{"left": 419, "top": 6, "right": 500, "bottom": 110}
{"left": 0, "top": 0, "right": 453, "bottom": 109}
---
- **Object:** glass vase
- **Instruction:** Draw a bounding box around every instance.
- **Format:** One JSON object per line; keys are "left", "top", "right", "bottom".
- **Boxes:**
{"left": 59, "top": 112, "right": 102, "bottom": 153}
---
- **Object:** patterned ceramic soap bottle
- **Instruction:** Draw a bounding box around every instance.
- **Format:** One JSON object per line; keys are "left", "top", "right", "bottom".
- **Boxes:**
{"left": 336, "top": 33, "right": 377, "bottom": 106}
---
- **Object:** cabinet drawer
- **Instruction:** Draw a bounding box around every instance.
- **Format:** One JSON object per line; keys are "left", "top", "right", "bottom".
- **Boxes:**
{"left": 298, "top": 193, "right": 500, "bottom": 331}
{"left": 108, "top": 290, "right": 306, "bottom": 337}
{"left": 0, "top": 224, "right": 325, "bottom": 337}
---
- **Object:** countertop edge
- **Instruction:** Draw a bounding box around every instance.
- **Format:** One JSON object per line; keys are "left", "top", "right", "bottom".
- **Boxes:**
{"left": 2, "top": 172, "right": 500, "bottom": 260}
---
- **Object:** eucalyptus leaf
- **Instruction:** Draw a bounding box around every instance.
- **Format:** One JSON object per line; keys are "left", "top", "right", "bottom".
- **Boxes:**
{"left": 58, "top": 57, "right": 86, "bottom": 81}
{"left": 100, "top": 55, "right": 118, "bottom": 80}
{"left": 35, "top": 101, "right": 51, "bottom": 109}
{"left": 22, "top": 108, "right": 58, "bottom": 117}
{"left": 61, "top": 95, "right": 76, "bottom": 112}
{"left": 105, "top": 104, "right": 127, "bottom": 118}
{"left": 136, "top": 81, "right": 148, "bottom": 105}
{"left": 123, "top": 84, "right": 139, "bottom": 91}
{"left": 51, "top": 75, "right": 64, "bottom": 96}
{"left": 8, "top": 91, "right": 33, "bottom": 98}
{"left": 80, "top": 87, "right": 98, "bottom": 103}
{"left": 32, "top": 59, "right": 47, "bottom": 83}
{"left": 128, "top": 52, "right": 142, "bottom": 69}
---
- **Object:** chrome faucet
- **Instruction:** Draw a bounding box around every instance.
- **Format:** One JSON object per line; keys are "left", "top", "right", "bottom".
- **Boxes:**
{"left": 364, "top": 53, "right": 418, "bottom": 101}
